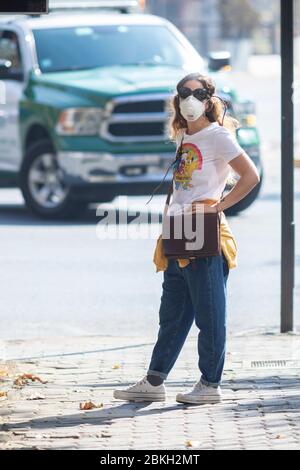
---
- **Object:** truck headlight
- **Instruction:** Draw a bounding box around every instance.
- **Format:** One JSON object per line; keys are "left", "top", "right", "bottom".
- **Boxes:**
{"left": 56, "top": 108, "right": 102, "bottom": 136}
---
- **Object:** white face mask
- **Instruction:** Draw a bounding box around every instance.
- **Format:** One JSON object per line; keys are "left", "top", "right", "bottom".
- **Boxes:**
{"left": 179, "top": 95, "right": 206, "bottom": 122}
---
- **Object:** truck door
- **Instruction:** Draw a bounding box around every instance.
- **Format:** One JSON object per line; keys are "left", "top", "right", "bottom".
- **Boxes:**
{"left": 0, "top": 29, "right": 24, "bottom": 172}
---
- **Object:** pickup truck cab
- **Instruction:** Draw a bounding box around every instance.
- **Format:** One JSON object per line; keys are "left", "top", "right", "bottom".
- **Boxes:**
{"left": 0, "top": 5, "right": 262, "bottom": 218}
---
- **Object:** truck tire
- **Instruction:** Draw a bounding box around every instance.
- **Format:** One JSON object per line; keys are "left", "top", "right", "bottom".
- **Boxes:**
{"left": 20, "top": 140, "right": 88, "bottom": 219}
{"left": 224, "top": 168, "right": 264, "bottom": 216}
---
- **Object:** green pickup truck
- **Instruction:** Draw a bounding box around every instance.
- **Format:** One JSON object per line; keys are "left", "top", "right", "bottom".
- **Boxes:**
{"left": 0, "top": 1, "right": 262, "bottom": 218}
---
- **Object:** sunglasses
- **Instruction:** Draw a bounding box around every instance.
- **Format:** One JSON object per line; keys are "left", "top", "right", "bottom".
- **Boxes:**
{"left": 177, "top": 86, "right": 210, "bottom": 101}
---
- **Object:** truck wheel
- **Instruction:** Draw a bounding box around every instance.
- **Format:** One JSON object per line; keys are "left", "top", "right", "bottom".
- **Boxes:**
{"left": 224, "top": 168, "right": 264, "bottom": 216}
{"left": 20, "top": 140, "right": 87, "bottom": 219}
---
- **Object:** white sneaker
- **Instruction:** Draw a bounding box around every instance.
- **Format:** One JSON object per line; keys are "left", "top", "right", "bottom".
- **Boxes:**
{"left": 176, "top": 380, "right": 222, "bottom": 404}
{"left": 113, "top": 376, "right": 166, "bottom": 402}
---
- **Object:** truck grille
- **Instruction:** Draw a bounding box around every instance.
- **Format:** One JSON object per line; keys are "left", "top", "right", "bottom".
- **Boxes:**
{"left": 100, "top": 93, "right": 172, "bottom": 142}
{"left": 113, "top": 99, "right": 166, "bottom": 114}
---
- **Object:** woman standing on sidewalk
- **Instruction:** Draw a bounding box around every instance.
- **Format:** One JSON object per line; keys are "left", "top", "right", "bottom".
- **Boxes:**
{"left": 113, "top": 72, "right": 260, "bottom": 405}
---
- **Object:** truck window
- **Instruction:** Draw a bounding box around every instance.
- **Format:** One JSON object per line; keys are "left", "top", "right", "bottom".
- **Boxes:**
{"left": 0, "top": 0, "right": 47, "bottom": 12}
{"left": 0, "top": 30, "right": 23, "bottom": 75}
{"left": 32, "top": 24, "right": 202, "bottom": 73}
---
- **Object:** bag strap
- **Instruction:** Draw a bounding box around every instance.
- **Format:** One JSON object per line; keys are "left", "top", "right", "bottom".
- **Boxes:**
{"left": 148, "top": 130, "right": 226, "bottom": 214}
{"left": 145, "top": 133, "right": 185, "bottom": 206}
{"left": 163, "top": 183, "right": 173, "bottom": 217}
{"left": 163, "top": 134, "right": 184, "bottom": 215}
{"left": 164, "top": 145, "right": 226, "bottom": 216}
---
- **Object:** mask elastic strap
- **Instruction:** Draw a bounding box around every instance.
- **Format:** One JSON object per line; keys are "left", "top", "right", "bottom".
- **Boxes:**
{"left": 145, "top": 134, "right": 184, "bottom": 206}
{"left": 211, "top": 95, "right": 228, "bottom": 126}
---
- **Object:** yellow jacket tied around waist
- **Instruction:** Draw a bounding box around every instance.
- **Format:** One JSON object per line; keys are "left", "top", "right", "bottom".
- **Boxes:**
{"left": 153, "top": 198, "right": 238, "bottom": 273}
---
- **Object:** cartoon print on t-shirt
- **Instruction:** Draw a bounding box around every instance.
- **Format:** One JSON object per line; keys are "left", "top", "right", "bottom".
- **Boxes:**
{"left": 172, "top": 143, "right": 203, "bottom": 190}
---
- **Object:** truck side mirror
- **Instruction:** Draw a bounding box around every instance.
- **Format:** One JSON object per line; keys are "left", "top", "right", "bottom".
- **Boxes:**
{"left": 0, "top": 59, "right": 24, "bottom": 81}
{"left": 207, "top": 51, "right": 231, "bottom": 72}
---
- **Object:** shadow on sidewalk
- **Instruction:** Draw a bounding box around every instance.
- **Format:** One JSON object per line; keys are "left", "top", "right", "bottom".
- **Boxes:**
{"left": 2, "top": 402, "right": 181, "bottom": 431}
{"left": 2, "top": 376, "right": 300, "bottom": 433}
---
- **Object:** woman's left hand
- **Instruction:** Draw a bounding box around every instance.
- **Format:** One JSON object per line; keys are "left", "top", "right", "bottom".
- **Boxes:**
{"left": 203, "top": 204, "right": 218, "bottom": 213}
{"left": 190, "top": 202, "right": 218, "bottom": 213}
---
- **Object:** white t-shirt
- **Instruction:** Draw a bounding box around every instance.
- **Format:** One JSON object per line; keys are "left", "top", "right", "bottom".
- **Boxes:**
{"left": 168, "top": 122, "right": 244, "bottom": 215}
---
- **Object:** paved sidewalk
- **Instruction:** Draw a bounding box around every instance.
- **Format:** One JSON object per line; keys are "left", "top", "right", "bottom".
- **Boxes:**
{"left": 0, "top": 332, "right": 300, "bottom": 450}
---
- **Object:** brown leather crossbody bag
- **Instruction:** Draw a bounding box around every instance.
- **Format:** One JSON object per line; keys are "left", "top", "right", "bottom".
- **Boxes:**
{"left": 162, "top": 184, "right": 222, "bottom": 259}
{"left": 161, "top": 135, "right": 222, "bottom": 259}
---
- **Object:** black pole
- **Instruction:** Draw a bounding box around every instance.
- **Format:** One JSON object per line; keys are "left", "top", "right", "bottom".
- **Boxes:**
{"left": 280, "top": 0, "right": 295, "bottom": 332}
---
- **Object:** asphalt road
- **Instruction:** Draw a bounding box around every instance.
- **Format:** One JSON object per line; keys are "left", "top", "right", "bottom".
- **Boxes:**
{"left": 1, "top": 68, "right": 299, "bottom": 340}
{"left": 0, "top": 148, "right": 299, "bottom": 340}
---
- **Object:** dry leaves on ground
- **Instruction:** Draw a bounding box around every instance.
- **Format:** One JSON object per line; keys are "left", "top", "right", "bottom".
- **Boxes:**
{"left": 185, "top": 439, "right": 200, "bottom": 448}
{"left": 13, "top": 373, "right": 48, "bottom": 388}
{"left": 0, "top": 366, "right": 9, "bottom": 379}
{"left": 79, "top": 401, "right": 104, "bottom": 410}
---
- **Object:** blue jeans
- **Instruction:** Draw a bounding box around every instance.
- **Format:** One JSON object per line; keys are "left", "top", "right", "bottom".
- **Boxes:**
{"left": 147, "top": 251, "right": 229, "bottom": 387}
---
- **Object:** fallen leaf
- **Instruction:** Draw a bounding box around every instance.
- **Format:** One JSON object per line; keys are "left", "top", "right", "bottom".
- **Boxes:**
{"left": 275, "top": 434, "right": 285, "bottom": 439}
{"left": 0, "top": 391, "right": 7, "bottom": 398}
{"left": 185, "top": 439, "right": 200, "bottom": 448}
{"left": 0, "top": 368, "right": 9, "bottom": 378}
{"left": 13, "top": 378, "right": 24, "bottom": 387}
{"left": 112, "top": 364, "right": 120, "bottom": 369}
{"left": 0, "top": 363, "right": 17, "bottom": 381}
{"left": 13, "top": 373, "right": 47, "bottom": 387}
{"left": 79, "top": 401, "right": 104, "bottom": 410}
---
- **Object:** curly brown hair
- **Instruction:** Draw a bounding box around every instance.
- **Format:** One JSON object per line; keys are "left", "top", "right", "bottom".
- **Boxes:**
{"left": 167, "top": 72, "right": 240, "bottom": 141}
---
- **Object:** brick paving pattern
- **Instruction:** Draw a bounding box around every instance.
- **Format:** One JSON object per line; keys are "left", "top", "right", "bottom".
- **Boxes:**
{"left": 0, "top": 332, "right": 299, "bottom": 450}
